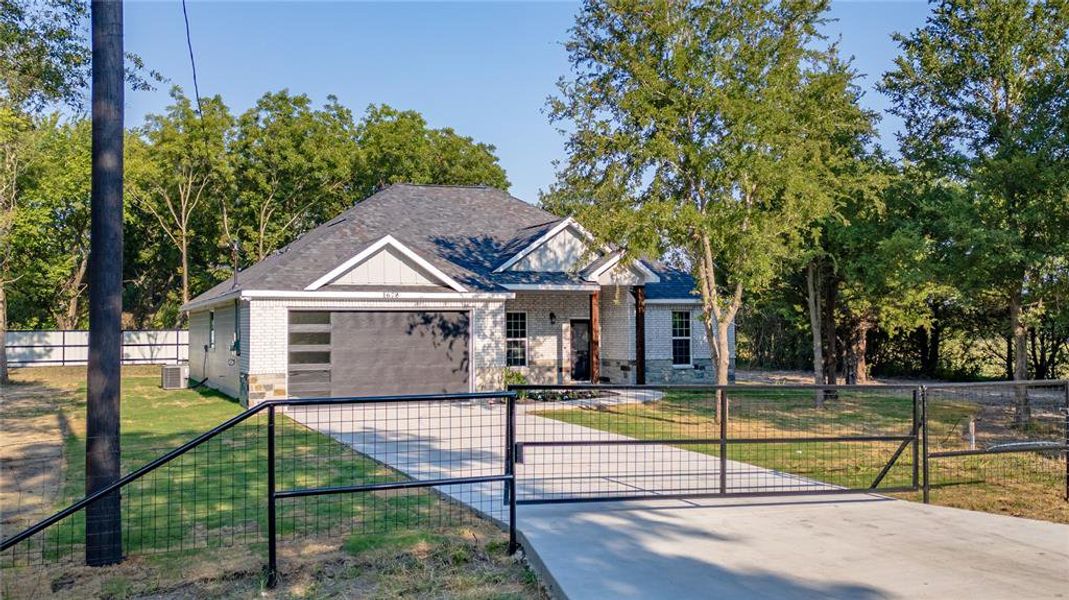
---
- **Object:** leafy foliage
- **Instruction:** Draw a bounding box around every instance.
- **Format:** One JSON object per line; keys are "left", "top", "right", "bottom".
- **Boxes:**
{"left": 547, "top": 0, "right": 875, "bottom": 382}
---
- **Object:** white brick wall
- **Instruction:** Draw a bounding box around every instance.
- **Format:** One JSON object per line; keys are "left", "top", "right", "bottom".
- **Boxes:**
{"left": 504, "top": 291, "right": 607, "bottom": 384}
{"left": 645, "top": 304, "right": 713, "bottom": 361}
{"left": 191, "top": 292, "right": 735, "bottom": 398}
{"left": 600, "top": 286, "right": 635, "bottom": 360}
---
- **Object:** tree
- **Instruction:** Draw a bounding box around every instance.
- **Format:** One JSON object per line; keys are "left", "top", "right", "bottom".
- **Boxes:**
{"left": 6, "top": 116, "right": 91, "bottom": 329}
{"left": 126, "top": 88, "right": 233, "bottom": 324}
{"left": 882, "top": 0, "right": 1069, "bottom": 421}
{"left": 547, "top": 0, "right": 874, "bottom": 384}
{"left": 0, "top": 0, "right": 89, "bottom": 112}
{"left": 355, "top": 104, "right": 508, "bottom": 196}
{"left": 231, "top": 90, "right": 359, "bottom": 262}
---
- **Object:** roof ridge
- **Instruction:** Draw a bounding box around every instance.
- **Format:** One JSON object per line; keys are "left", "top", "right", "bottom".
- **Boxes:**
{"left": 390, "top": 182, "right": 495, "bottom": 190}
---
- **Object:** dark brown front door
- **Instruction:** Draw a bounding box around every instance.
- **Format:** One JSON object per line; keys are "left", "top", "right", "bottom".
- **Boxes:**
{"left": 570, "top": 320, "right": 591, "bottom": 381}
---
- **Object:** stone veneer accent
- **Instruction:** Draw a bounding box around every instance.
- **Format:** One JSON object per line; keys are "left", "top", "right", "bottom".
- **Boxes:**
{"left": 646, "top": 358, "right": 716, "bottom": 383}
{"left": 246, "top": 373, "right": 287, "bottom": 407}
{"left": 602, "top": 357, "right": 637, "bottom": 384}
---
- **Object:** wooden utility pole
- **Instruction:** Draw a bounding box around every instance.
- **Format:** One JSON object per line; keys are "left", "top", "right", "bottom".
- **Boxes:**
{"left": 85, "top": 0, "right": 124, "bottom": 567}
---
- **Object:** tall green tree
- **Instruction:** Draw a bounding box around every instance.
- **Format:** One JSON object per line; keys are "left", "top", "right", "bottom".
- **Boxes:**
{"left": 882, "top": 0, "right": 1069, "bottom": 418}
{"left": 231, "top": 90, "right": 359, "bottom": 262}
{"left": 547, "top": 0, "right": 874, "bottom": 384}
{"left": 355, "top": 104, "right": 508, "bottom": 196}
{"left": 126, "top": 88, "right": 233, "bottom": 324}
{"left": 6, "top": 116, "right": 91, "bottom": 329}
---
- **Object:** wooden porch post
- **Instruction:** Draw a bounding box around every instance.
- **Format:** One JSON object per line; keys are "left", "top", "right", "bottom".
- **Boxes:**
{"left": 632, "top": 286, "right": 646, "bottom": 384}
{"left": 590, "top": 290, "right": 600, "bottom": 383}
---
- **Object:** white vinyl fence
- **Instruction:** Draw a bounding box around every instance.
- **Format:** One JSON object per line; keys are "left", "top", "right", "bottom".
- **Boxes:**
{"left": 5, "top": 330, "right": 188, "bottom": 367}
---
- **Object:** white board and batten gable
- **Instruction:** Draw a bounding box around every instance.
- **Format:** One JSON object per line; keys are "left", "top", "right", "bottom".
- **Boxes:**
{"left": 305, "top": 235, "right": 467, "bottom": 292}
{"left": 494, "top": 218, "right": 595, "bottom": 274}
{"left": 493, "top": 217, "right": 661, "bottom": 286}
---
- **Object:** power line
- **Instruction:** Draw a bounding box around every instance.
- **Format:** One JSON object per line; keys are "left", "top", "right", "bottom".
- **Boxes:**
{"left": 180, "top": 0, "right": 203, "bottom": 116}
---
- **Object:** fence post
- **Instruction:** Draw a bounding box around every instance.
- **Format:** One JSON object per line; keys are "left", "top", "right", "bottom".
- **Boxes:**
{"left": 921, "top": 386, "right": 930, "bottom": 504}
{"left": 719, "top": 389, "right": 728, "bottom": 495}
{"left": 266, "top": 405, "right": 278, "bottom": 588}
{"left": 1063, "top": 382, "right": 1068, "bottom": 502}
{"left": 506, "top": 393, "right": 518, "bottom": 554}
{"left": 912, "top": 388, "right": 920, "bottom": 490}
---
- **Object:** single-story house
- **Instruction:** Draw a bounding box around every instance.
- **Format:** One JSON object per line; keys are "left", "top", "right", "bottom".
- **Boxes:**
{"left": 182, "top": 184, "right": 735, "bottom": 405}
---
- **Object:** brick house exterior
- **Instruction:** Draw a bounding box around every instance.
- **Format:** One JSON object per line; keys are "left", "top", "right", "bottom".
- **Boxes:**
{"left": 182, "top": 184, "right": 734, "bottom": 405}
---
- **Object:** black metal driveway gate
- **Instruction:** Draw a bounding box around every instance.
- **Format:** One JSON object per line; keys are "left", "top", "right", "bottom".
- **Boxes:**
{"left": 509, "top": 384, "right": 922, "bottom": 504}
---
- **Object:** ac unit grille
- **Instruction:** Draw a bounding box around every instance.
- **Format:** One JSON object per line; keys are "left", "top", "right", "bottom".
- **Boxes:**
{"left": 161, "top": 365, "right": 189, "bottom": 390}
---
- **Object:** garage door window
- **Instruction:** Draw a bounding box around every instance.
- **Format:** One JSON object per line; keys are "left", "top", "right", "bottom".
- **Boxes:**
{"left": 506, "top": 312, "right": 527, "bottom": 367}
{"left": 288, "top": 311, "right": 332, "bottom": 398}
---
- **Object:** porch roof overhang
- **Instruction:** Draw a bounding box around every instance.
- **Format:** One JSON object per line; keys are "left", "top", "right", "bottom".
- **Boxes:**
{"left": 500, "top": 282, "right": 601, "bottom": 292}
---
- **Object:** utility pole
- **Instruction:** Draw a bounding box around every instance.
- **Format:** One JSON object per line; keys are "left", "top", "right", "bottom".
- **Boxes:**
{"left": 85, "top": 0, "right": 124, "bottom": 567}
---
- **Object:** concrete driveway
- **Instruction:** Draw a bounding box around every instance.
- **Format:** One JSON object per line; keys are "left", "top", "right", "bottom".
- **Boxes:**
{"left": 287, "top": 399, "right": 1069, "bottom": 599}
{"left": 520, "top": 494, "right": 1069, "bottom": 599}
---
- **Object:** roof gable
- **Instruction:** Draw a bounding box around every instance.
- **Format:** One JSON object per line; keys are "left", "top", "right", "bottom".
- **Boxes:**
{"left": 494, "top": 217, "right": 596, "bottom": 273}
{"left": 305, "top": 235, "right": 467, "bottom": 292}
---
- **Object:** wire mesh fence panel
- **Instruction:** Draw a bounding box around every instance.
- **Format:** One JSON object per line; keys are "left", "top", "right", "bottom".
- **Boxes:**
{"left": 2, "top": 392, "right": 517, "bottom": 579}
{"left": 512, "top": 385, "right": 919, "bottom": 502}
{"left": 276, "top": 397, "right": 511, "bottom": 541}
{"left": 0, "top": 413, "right": 269, "bottom": 568}
{"left": 924, "top": 382, "right": 1068, "bottom": 515}
{"left": 724, "top": 386, "right": 918, "bottom": 493}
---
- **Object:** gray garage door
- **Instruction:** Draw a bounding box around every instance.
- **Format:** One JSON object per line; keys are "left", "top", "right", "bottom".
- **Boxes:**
{"left": 287, "top": 310, "right": 470, "bottom": 398}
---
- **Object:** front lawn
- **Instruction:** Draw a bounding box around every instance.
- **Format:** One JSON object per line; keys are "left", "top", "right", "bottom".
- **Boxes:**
{"left": 1, "top": 367, "right": 542, "bottom": 599}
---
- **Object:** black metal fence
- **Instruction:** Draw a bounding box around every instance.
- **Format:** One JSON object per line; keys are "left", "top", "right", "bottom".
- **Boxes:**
{"left": 0, "top": 391, "right": 517, "bottom": 586}
{"left": 510, "top": 384, "right": 922, "bottom": 502}
{"left": 923, "top": 381, "right": 1069, "bottom": 506}
{"left": 2, "top": 380, "right": 1066, "bottom": 582}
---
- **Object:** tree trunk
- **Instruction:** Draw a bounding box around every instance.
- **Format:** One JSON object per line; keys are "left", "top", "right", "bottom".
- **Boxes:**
{"left": 179, "top": 235, "right": 190, "bottom": 327}
{"left": 821, "top": 272, "right": 839, "bottom": 402}
{"left": 1009, "top": 289, "right": 1030, "bottom": 425}
{"left": 0, "top": 284, "right": 8, "bottom": 384}
{"left": 57, "top": 251, "right": 90, "bottom": 329}
{"left": 1004, "top": 334, "right": 1014, "bottom": 380}
{"left": 846, "top": 317, "right": 870, "bottom": 385}
{"left": 927, "top": 323, "right": 941, "bottom": 377}
{"left": 716, "top": 319, "right": 731, "bottom": 386}
{"left": 806, "top": 262, "right": 824, "bottom": 407}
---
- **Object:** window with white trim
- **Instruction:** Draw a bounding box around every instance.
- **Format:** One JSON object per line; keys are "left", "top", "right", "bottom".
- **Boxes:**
{"left": 506, "top": 312, "right": 527, "bottom": 367}
{"left": 208, "top": 310, "right": 216, "bottom": 350}
{"left": 671, "top": 310, "right": 691, "bottom": 366}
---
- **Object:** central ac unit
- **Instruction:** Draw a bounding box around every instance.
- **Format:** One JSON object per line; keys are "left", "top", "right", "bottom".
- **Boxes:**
{"left": 161, "top": 364, "right": 189, "bottom": 390}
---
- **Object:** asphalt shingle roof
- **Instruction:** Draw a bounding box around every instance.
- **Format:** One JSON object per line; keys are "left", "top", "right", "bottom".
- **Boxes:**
{"left": 189, "top": 184, "right": 698, "bottom": 305}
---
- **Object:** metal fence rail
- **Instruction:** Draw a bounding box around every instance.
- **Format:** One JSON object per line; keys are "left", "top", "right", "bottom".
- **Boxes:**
{"left": 0, "top": 391, "right": 518, "bottom": 586}
{"left": 2, "top": 379, "right": 1065, "bottom": 583}
{"left": 509, "top": 382, "right": 1068, "bottom": 507}
{"left": 509, "top": 384, "right": 923, "bottom": 503}
{"left": 5, "top": 329, "right": 188, "bottom": 366}
{"left": 923, "top": 380, "right": 1069, "bottom": 504}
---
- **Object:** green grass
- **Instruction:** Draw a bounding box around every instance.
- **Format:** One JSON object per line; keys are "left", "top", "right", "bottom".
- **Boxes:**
{"left": 4, "top": 367, "right": 544, "bottom": 599}
{"left": 534, "top": 388, "right": 1067, "bottom": 522}
{"left": 5, "top": 367, "right": 486, "bottom": 561}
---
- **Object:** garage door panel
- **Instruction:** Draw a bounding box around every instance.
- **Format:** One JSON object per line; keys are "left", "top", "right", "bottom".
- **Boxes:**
{"left": 328, "top": 311, "right": 470, "bottom": 397}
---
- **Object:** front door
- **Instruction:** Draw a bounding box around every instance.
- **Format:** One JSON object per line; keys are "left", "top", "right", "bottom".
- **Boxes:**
{"left": 570, "top": 320, "right": 591, "bottom": 381}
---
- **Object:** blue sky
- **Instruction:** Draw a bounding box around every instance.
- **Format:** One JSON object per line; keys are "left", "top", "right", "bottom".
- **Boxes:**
{"left": 124, "top": 1, "right": 932, "bottom": 203}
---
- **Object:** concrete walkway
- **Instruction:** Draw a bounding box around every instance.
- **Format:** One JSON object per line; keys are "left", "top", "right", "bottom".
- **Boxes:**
{"left": 287, "top": 400, "right": 1069, "bottom": 599}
